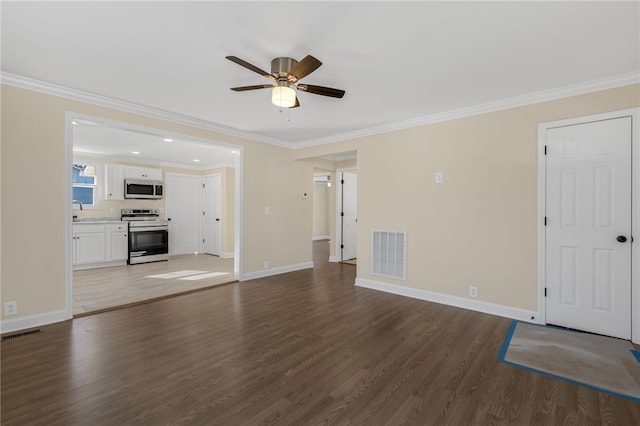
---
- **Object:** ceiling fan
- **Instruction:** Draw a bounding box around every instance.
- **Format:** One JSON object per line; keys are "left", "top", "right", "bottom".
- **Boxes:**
{"left": 226, "top": 55, "right": 345, "bottom": 108}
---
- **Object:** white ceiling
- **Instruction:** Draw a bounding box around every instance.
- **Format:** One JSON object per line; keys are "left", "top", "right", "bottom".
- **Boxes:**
{"left": 2, "top": 1, "right": 639, "bottom": 157}
{"left": 72, "top": 118, "right": 238, "bottom": 169}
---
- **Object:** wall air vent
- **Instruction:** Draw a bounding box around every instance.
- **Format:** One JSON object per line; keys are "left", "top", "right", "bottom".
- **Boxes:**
{"left": 371, "top": 230, "right": 406, "bottom": 280}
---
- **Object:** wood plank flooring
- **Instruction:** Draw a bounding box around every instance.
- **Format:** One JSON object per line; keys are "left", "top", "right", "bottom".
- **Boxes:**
{"left": 73, "top": 254, "right": 234, "bottom": 315}
{"left": 2, "top": 240, "right": 639, "bottom": 425}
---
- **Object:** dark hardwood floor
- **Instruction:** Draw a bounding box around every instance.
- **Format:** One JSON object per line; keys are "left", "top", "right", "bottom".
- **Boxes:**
{"left": 2, "top": 240, "right": 639, "bottom": 425}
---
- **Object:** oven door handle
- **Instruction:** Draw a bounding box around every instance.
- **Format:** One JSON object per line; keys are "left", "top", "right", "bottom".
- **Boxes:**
{"left": 130, "top": 226, "right": 168, "bottom": 232}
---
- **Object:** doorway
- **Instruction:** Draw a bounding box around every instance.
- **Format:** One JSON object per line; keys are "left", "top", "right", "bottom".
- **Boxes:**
{"left": 68, "top": 113, "right": 243, "bottom": 316}
{"left": 539, "top": 109, "right": 638, "bottom": 341}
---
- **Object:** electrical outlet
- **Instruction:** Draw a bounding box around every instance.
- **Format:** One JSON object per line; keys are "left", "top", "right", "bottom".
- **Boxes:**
{"left": 263, "top": 261, "right": 270, "bottom": 269}
{"left": 469, "top": 286, "right": 478, "bottom": 298}
{"left": 4, "top": 301, "right": 17, "bottom": 316}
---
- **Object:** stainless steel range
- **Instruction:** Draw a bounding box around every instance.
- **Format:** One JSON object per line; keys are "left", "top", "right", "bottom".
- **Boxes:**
{"left": 121, "top": 209, "right": 169, "bottom": 264}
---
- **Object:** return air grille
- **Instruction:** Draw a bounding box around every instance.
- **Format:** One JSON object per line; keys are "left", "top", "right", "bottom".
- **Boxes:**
{"left": 2, "top": 329, "right": 41, "bottom": 341}
{"left": 371, "top": 230, "right": 406, "bottom": 279}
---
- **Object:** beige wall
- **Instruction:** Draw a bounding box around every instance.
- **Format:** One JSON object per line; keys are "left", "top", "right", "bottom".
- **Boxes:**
{"left": 295, "top": 84, "right": 640, "bottom": 311}
{"left": 2, "top": 81, "right": 638, "bottom": 327}
{"left": 1, "top": 84, "right": 313, "bottom": 323}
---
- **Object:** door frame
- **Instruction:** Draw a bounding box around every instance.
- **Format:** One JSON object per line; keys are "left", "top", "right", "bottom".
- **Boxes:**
{"left": 537, "top": 108, "right": 639, "bottom": 343}
{"left": 335, "top": 167, "right": 357, "bottom": 262}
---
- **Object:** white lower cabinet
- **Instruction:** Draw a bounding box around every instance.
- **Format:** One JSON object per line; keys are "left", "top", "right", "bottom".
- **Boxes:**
{"left": 73, "top": 224, "right": 106, "bottom": 266}
{"left": 110, "top": 223, "right": 129, "bottom": 261}
{"left": 73, "top": 223, "right": 128, "bottom": 270}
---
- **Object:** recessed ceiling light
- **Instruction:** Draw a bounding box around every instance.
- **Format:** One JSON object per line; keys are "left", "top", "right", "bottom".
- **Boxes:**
{"left": 72, "top": 120, "right": 78, "bottom": 125}
{"left": 230, "top": 150, "right": 239, "bottom": 155}
{"left": 163, "top": 138, "right": 173, "bottom": 142}
{"left": 193, "top": 159, "right": 200, "bottom": 162}
{"left": 132, "top": 151, "right": 140, "bottom": 155}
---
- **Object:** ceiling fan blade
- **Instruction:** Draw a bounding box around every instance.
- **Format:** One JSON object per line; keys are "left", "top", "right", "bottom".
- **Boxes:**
{"left": 226, "top": 56, "right": 274, "bottom": 80}
{"left": 230, "top": 84, "right": 274, "bottom": 92}
{"left": 290, "top": 55, "right": 322, "bottom": 80}
{"left": 297, "top": 84, "right": 345, "bottom": 98}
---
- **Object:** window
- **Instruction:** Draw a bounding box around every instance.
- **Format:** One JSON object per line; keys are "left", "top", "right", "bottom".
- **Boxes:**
{"left": 72, "top": 163, "right": 100, "bottom": 209}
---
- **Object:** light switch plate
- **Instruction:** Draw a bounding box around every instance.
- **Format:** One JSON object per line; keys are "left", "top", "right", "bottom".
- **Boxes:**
{"left": 435, "top": 172, "right": 444, "bottom": 184}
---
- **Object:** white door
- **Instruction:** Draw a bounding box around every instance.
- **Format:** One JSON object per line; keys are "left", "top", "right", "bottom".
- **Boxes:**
{"left": 166, "top": 174, "right": 201, "bottom": 255}
{"left": 203, "top": 174, "right": 222, "bottom": 256}
{"left": 545, "top": 117, "right": 632, "bottom": 339}
{"left": 342, "top": 171, "right": 357, "bottom": 261}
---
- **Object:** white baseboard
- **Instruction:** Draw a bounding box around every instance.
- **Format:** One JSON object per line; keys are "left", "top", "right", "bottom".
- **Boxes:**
{"left": 1, "top": 309, "right": 71, "bottom": 334}
{"left": 312, "top": 235, "right": 330, "bottom": 241}
{"left": 220, "top": 251, "right": 234, "bottom": 259}
{"left": 241, "top": 261, "right": 314, "bottom": 281}
{"left": 73, "top": 260, "right": 126, "bottom": 271}
{"left": 329, "top": 256, "right": 339, "bottom": 263}
{"left": 355, "top": 277, "right": 540, "bottom": 323}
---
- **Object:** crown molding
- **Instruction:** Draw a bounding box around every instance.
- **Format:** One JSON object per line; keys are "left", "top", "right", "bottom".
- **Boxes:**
{"left": 1, "top": 72, "right": 294, "bottom": 149}
{"left": 294, "top": 71, "right": 640, "bottom": 149}
{"left": 3, "top": 71, "right": 638, "bottom": 151}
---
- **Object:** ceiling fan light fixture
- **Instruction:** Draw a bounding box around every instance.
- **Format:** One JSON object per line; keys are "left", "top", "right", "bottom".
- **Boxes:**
{"left": 271, "top": 86, "right": 296, "bottom": 108}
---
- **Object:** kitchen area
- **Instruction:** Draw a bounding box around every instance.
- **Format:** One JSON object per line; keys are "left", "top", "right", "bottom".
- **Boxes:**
{"left": 72, "top": 118, "right": 239, "bottom": 315}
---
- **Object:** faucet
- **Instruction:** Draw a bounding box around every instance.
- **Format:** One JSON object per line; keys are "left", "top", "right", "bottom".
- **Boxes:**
{"left": 72, "top": 200, "right": 83, "bottom": 210}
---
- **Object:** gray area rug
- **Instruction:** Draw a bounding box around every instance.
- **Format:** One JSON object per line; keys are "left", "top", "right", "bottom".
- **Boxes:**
{"left": 498, "top": 321, "right": 640, "bottom": 402}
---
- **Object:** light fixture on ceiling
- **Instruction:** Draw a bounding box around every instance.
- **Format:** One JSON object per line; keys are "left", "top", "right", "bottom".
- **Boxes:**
{"left": 163, "top": 138, "right": 173, "bottom": 142}
{"left": 193, "top": 159, "right": 200, "bottom": 163}
{"left": 131, "top": 151, "right": 140, "bottom": 155}
{"left": 271, "top": 86, "right": 296, "bottom": 108}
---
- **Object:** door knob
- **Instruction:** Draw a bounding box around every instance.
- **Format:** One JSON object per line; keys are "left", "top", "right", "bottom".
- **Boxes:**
{"left": 617, "top": 235, "right": 627, "bottom": 243}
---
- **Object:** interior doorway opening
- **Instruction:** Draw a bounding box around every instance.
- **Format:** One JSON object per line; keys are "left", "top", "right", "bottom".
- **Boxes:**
{"left": 68, "top": 113, "right": 243, "bottom": 316}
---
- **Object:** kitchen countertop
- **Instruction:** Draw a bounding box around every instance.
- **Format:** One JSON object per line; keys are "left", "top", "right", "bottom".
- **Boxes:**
{"left": 73, "top": 217, "right": 123, "bottom": 224}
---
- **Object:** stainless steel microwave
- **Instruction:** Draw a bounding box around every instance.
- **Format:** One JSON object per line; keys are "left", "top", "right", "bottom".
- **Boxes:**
{"left": 124, "top": 178, "right": 163, "bottom": 199}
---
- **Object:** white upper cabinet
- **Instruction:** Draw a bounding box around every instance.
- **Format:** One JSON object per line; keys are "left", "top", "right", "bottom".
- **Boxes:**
{"left": 104, "top": 164, "right": 125, "bottom": 200}
{"left": 124, "top": 166, "right": 163, "bottom": 181}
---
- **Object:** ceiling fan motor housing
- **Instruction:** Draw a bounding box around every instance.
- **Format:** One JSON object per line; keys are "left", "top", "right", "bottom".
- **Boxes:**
{"left": 271, "top": 57, "right": 298, "bottom": 82}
